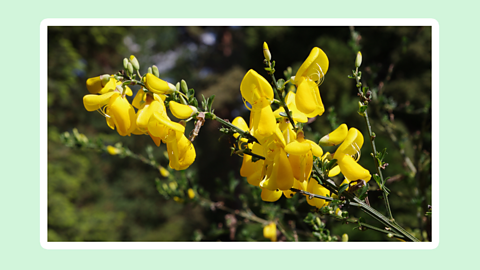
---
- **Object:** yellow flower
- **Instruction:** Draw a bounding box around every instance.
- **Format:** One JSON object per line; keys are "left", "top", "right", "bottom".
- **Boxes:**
{"left": 143, "top": 73, "right": 176, "bottom": 94}
{"left": 159, "top": 166, "right": 170, "bottom": 177}
{"left": 86, "top": 75, "right": 116, "bottom": 94}
{"left": 187, "top": 188, "right": 195, "bottom": 199}
{"left": 284, "top": 131, "right": 323, "bottom": 182}
{"left": 293, "top": 47, "right": 329, "bottom": 117}
{"left": 106, "top": 93, "right": 137, "bottom": 136}
{"left": 263, "top": 222, "right": 277, "bottom": 241}
{"left": 259, "top": 147, "right": 294, "bottom": 191}
{"left": 334, "top": 128, "right": 371, "bottom": 182}
{"left": 306, "top": 178, "right": 330, "bottom": 209}
{"left": 168, "top": 101, "right": 198, "bottom": 119}
{"left": 319, "top": 123, "right": 348, "bottom": 146}
{"left": 240, "top": 69, "right": 274, "bottom": 109}
{"left": 273, "top": 91, "right": 308, "bottom": 123}
{"left": 249, "top": 104, "right": 276, "bottom": 141}
{"left": 106, "top": 145, "right": 120, "bottom": 155}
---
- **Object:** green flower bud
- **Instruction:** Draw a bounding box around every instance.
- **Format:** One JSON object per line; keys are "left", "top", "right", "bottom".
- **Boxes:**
{"left": 123, "top": 58, "right": 129, "bottom": 70}
{"left": 99, "top": 74, "right": 111, "bottom": 86}
{"left": 127, "top": 62, "right": 134, "bottom": 77}
{"left": 147, "top": 67, "right": 152, "bottom": 74}
{"left": 341, "top": 233, "right": 349, "bottom": 242}
{"left": 129, "top": 55, "right": 140, "bottom": 70}
{"left": 152, "top": 65, "right": 160, "bottom": 77}
{"left": 181, "top": 79, "right": 188, "bottom": 93}
{"left": 355, "top": 51, "right": 362, "bottom": 68}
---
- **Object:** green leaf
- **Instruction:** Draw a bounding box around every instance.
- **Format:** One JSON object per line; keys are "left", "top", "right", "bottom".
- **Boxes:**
{"left": 373, "top": 174, "right": 382, "bottom": 188}
{"left": 303, "top": 212, "right": 315, "bottom": 224}
{"left": 357, "top": 184, "right": 369, "bottom": 200}
{"left": 207, "top": 95, "right": 215, "bottom": 112}
{"left": 279, "top": 111, "right": 288, "bottom": 117}
{"left": 338, "top": 183, "right": 349, "bottom": 195}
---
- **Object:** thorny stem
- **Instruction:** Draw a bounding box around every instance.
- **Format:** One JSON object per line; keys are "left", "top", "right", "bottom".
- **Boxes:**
{"left": 354, "top": 67, "right": 394, "bottom": 221}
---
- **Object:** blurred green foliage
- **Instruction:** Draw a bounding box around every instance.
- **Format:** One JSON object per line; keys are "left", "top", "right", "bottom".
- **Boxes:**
{"left": 48, "top": 26, "right": 431, "bottom": 241}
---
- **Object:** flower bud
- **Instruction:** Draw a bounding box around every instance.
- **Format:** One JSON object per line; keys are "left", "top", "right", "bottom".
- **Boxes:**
{"left": 147, "top": 67, "right": 152, "bottom": 74}
{"left": 127, "top": 62, "right": 134, "bottom": 77}
{"left": 107, "top": 145, "right": 120, "bottom": 155}
{"left": 159, "top": 166, "right": 170, "bottom": 177}
{"left": 129, "top": 55, "right": 140, "bottom": 70}
{"left": 355, "top": 51, "right": 362, "bottom": 68}
{"left": 123, "top": 58, "right": 129, "bottom": 70}
{"left": 188, "top": 188, "right": 195, "bottom": 199}
{"left": 152, "top": 65, "right": 160, "bottom": 77}
{"left": 342, "top": 233, "right": 349, "bottom": 242}
{"left": 263, "top": 42, "right": 271, "bottom": 62}
{"left": 181, "top": 79, "right": 188, "bottom": 93}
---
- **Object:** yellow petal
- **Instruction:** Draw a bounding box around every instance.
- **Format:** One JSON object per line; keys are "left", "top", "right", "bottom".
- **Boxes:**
{"left": 288, "top": 151, "right": 313, "bottom": 182}
{"left": 319, "top": 123, "right": 348, "bottom": 146}
{"left": 295, "top": 78, "right": 324, "bottom": 117}
{"left": 337, "top": 154, "right": 371, "bottom": 182}
{"left": 98, "top": 78, "right": 117, "bottom": 94}
{"left": 240, "top": 69, "right": 273, "bottom": 108}
{"left": 137, "top": 100, "right": 162, "bottom": 131}
{"left": 240, "top": 143, "right": 264, "bottom": 177}
{"left": 169, "top": 101, "right": 197, "bottom": 119}
{"left": 285, "top": 140, "right": 311, "bottom": 156}
{"left": 283, "top": 178, "right": 307, "bottom": 198}
{"left": 83, "top": 92, "right": 116, "bottom": 112}
{"left": 108, "top": 95, "right": 136, "bottom": 136}
{"left": 295, "top": 47, "right": 329, "bottom": 82}
{"left": 307, "top": 140, "right": 323, "bottom": 157}
{"left": 250, "top": 104, "right": 276, "bottom": 140}
{"left": 262, "top": 148, "right": 294, "bottom": 191}
{"left": 144, "top": 73, "right": 174, "bottom": 94}
{"left": 336, "top": 128, "right": 364, "bottom": 157}
{"left": 132, "top": 89, "right": 147, "bottom": 109}
{"left": 86, "top": 76, "right": 103, "bottom": 94}
{"left": 261, "top": 189, "right": 282, "bottom": 202}
{"left": 328, "top": 165, "right": 341, "bottom": 177}
{"left": 306, "top": 179, "right": 330, "bottom": 209}
{"left": 148, "top": 131, "right": 161, "bottom": 147}
{"left": 176, "top": 135, "right": 196, "bottom": 170}
{"left": 125, "top": 86, "right": 133, "bottom": 96}
{"left": 232, "top": 116, "right": 249, "bottom": 139}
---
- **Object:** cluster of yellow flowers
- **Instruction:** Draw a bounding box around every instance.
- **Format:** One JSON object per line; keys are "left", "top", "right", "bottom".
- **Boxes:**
{"left": 234, "top": 46, "right": 371, "bottom": 208}
{"left": 82, "top": 57, "right": 197, "bottom": 170}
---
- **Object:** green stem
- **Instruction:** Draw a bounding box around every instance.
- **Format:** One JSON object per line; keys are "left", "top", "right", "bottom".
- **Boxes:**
{"left": 355, "top": 67, "right": 394, "bottom": 221}
{"left": 313, "top": 166, "right": 419, "bottom": 242}
{"left": 266, "top": 62, "right": 297, "bottom": 132}
{"left": 290, "top": 188, "right": 334, "bottom": 201}
{"left": 205, "top": 112, "right": 259, "bottom": 144}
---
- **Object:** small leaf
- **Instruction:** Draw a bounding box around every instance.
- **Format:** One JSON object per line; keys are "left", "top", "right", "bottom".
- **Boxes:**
{"left": 207, "top": 95, "right": 215, "bottom": 112}
{"left": 338, "top": 183, "right": 349, "bottom": 195}
{"left": 373, "top": 174, "right": 382, "bottom": 188}
{"left": 357, "top": 184, "right": 369, "bottom": 200}
{"left": 279, "top": 111, "right": 288, "bottom": 117}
